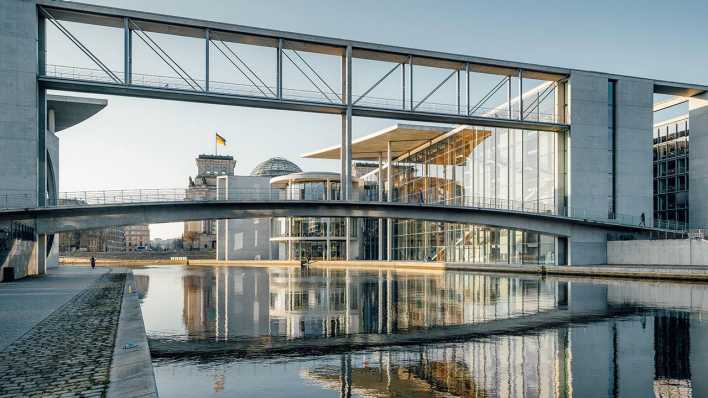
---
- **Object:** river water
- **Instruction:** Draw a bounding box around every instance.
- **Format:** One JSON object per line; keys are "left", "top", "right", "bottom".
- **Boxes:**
{"left": 134, "top": 265, "right": 708, "bottom": 397}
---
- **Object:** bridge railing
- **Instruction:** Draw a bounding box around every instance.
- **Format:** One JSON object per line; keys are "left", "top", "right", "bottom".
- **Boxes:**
{"left": 44, "top": 64, "right": 558, "bottom": 122}
{"left": 1, "top": 187, "right": 677, "bottom": 230}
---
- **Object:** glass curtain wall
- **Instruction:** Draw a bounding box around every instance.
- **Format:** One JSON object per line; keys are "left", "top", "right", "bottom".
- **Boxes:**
{"left": 393, "top": 220, "right": 557, "bottom": 265}
{"left": 389, "top": 126, "right": 560, "bottom": 214}
{"left": 382, "top": 125, "right": 562, "bottom": 265}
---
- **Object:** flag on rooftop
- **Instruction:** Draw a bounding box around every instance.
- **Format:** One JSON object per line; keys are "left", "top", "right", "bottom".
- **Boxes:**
{"left": 216, "top": 133, "right": 227, "bottom": 146}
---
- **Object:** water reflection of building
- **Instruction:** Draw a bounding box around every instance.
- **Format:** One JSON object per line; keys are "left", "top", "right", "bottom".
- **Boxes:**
{"left": 303, "top": 331, "right": 571, "bottom": 398}
{"left": 267, "top": 268, "right": 563, "bottom": 340}
{"left": 181, "top": 268, "right": 269, "bottom": 339}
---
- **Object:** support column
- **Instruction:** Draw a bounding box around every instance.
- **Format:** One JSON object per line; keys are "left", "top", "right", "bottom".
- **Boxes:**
{"left": 341, "top": 45, "right": 353, "bottom": 200}
{"left": 378, "top": 154, "right": 383, "bottom": 261}
{"left": 465, "top": 63, "right": 470, "bottom": 116}
{"left": 204, "top": 28, "right": 209, "bottom": 91}
{"left": 37, "top": 233, "right": 47, "bottom": 275}
{"left": 342, "top": 46, "right": 353, "bottom": 261}
{"left": 277, "top": 39, "right": 283, "bottom": 99}
{"left": 518, "top": 69, "right": 523, "bottom": 120}
{"left": 387, "top": 141, "right": 393, "bottom": 261}
{"left": 37, "top": 90, "right": 46, "bottom": 207}
{"left": 37, "top": 15, "right": 47, "bottom": 208}
{"left": 508, "top": 75, "right": 513, "bottom": 119}
{"left": 409, "top": 56, "right": 414, "bottom": 111}
{"left": 124, "top": 18, "right": 132, "bottom": 85}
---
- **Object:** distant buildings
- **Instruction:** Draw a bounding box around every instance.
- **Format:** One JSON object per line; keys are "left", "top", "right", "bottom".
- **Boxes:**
{"left": 60, "top": 226, "right": 125, "bottom": 253}
{"left": 124, "top": 224, "right": 150, "bottom": 251}
{"left": 59, "top": 224, "right": 149, "bottom": 254}
{"left": 184, "top": 154, "right": 237, "bottom": 251}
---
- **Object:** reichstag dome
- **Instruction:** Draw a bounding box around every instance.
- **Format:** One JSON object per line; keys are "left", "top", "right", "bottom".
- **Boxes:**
{"left": 250, "top": 157, "right": 302, "bottom": 178}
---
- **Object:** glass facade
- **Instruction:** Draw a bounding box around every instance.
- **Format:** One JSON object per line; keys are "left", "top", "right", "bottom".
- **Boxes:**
{"left": 361, "top": 125, "right": 564, "bottom": 264}
{"left": 388, "top": 126, "right": 561, "bottom": 214}
{"left": 653, "top": 117, "right": 689, "bottom": 228}
{"left": 393, "top": 221, "right": 557, "bottom": 264}
{"left": 271, "top": 177, "right": 357, "bottom": 261}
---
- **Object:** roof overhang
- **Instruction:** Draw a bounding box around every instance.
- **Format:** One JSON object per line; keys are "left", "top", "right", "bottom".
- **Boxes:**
{"left": 46, "top": 94, "right": 107, "bottom": 132}
{"left": 654, "top": 80, "right": 708, "bottom": 97}
{"left": 302, "top": 124, "right": 451, "bottom": 161}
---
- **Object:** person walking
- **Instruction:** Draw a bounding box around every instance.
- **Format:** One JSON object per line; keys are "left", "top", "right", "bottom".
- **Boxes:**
{"left": 90, "top": 256, "right": 96, "bottom": 270}
{"left": 639, "top": 212, "right": 646, "bottom": 227}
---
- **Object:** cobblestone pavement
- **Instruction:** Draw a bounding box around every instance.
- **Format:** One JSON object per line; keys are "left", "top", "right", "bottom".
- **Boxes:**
{"left": 0, "top": 271, "right": 126, "bottom": 398}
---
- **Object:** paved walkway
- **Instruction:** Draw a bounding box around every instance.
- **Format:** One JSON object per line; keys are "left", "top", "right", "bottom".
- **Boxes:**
{"left": 0, "top": 267, "right": 127, "bottom": 397}
{"left": 0, "top": 266, "right": 108, "bottom": 351}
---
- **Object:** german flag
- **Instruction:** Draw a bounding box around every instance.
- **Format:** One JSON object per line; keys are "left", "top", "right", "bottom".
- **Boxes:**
{"left": 215, "top": 133, "right": 227, "bottom": 146}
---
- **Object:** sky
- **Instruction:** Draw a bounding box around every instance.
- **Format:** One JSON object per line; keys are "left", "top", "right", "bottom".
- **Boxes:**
{"left": 51, "top": 0, "right": 708, "bottom": 238}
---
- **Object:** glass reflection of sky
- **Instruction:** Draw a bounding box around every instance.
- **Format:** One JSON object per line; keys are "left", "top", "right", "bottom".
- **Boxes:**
{"left": 134, "top": 266, "right": 708, "bottom": 398}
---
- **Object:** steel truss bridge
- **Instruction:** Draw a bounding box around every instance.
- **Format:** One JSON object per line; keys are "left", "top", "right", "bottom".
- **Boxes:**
{"left": 35, "top": 0, "right": 573, "bottom": 206}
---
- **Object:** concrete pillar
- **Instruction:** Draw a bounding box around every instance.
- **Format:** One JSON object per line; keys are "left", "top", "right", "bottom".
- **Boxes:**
{"left": 689, "top": 94, "right": 708, "bottom": 228}
{"left": 37, "top": 233, "right": 47, "bottom": 275}
{"left": 386, "top": 141, "right": 393, "bottom": 261}
{"left": 378, "top": 154, "right": 383, "bottom": 260}
{"left": 614, "top": 78, "right": 653, "bottom": 225}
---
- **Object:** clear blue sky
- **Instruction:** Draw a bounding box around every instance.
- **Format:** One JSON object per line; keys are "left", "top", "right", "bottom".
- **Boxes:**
{"left": 51, "top": 0, "right": 708, "bottom": 238}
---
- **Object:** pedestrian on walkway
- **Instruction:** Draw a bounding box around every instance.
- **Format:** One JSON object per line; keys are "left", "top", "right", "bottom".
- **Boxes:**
{"left": 90, "top": 256, "right": 96, "bottom": 269}
{"left": 640, "top": 212, "right": 646, "bottom": 227}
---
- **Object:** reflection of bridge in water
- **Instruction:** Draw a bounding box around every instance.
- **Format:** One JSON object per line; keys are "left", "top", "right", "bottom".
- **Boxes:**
{"left": 137, "top": 267, "right": 708, "bottom": 397}
{"left": 144, "top": 267, "right": 636, "bottom": 358}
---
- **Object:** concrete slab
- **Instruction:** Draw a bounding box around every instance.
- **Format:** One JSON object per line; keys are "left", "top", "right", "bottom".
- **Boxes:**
{"left": 0, "top": 265, "right": 107, "bottom": 351}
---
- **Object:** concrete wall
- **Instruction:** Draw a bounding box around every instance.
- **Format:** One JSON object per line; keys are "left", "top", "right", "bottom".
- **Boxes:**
{"left": 217, "top": 176, "right": 272, "bottom": 260}
{"left": 0, "top": 0, "right": 38, "bottom": 207}
{"left": 608, "top": 239, "right": 708, "bottom": 265}
{"left": 615, "top": 77, "right": 653, "bottom": 225}
{"left": 0, "top": 239, "right": 38, "bottom": 282}
{"left": 568, "top": 70, "right": 610, "bottom": 218}
{"left": 689, "top": 94, "right": 708, "bottom": 228}
{"left": 566, "top": 72, "right": 654, "bottom": 265}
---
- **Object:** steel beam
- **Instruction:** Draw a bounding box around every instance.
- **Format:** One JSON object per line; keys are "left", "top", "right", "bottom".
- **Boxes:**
{"left": 36, "top": 1, "right": 571, "bottom": 80}
{"left": 277, "top": 38, "right": 283, "bottom": 99}
{"left": 38, "top": 77, "right": 570, "bottom": 132}
{"left": 466, "top": 63, "right": 470, "bottom": 116}
{"left": 518, "top": 69, "right": 523, "bottom": 120}
{"left": 409, "top": 56, "right": 413, "bottom": 111}
{"left": 124, "top": 17, "right": 132, "bottom": 85}
{"left": 204, "top": 28, "right": 209, "bottom": 91}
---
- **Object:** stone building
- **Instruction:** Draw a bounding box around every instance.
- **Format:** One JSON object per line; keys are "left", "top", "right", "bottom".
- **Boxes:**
{"left": 184, "top": 154, "right": 236, "bottom": 250}
{"left": 124, "top": 224, "right": 151, "bottom": 251}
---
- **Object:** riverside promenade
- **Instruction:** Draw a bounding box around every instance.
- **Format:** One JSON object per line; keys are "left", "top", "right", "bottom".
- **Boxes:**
{"left": 0, "top": 266, "right": 157, "bottom": 398}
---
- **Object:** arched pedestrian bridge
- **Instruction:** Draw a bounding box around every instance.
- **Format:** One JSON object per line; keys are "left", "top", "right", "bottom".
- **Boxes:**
{"left": 0, "top": 188, "right": 663, "bottom": 237}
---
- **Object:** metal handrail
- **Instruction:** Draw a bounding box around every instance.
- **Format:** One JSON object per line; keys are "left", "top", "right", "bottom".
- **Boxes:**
{"left": 0, "top": 187, "right": 680, "bottom": 231}
{"left": 43, "top": 64, "right": 558, "bottom": 122}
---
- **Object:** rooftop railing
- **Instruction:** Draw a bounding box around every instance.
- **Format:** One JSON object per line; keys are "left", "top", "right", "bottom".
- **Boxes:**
{"left": 0, "top": 187, "right": 676, "bottom": 231}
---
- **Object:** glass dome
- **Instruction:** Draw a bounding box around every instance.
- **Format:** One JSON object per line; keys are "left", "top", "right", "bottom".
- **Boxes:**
{"left": 250, "top": 157, "right": 302, "bottom": 178}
